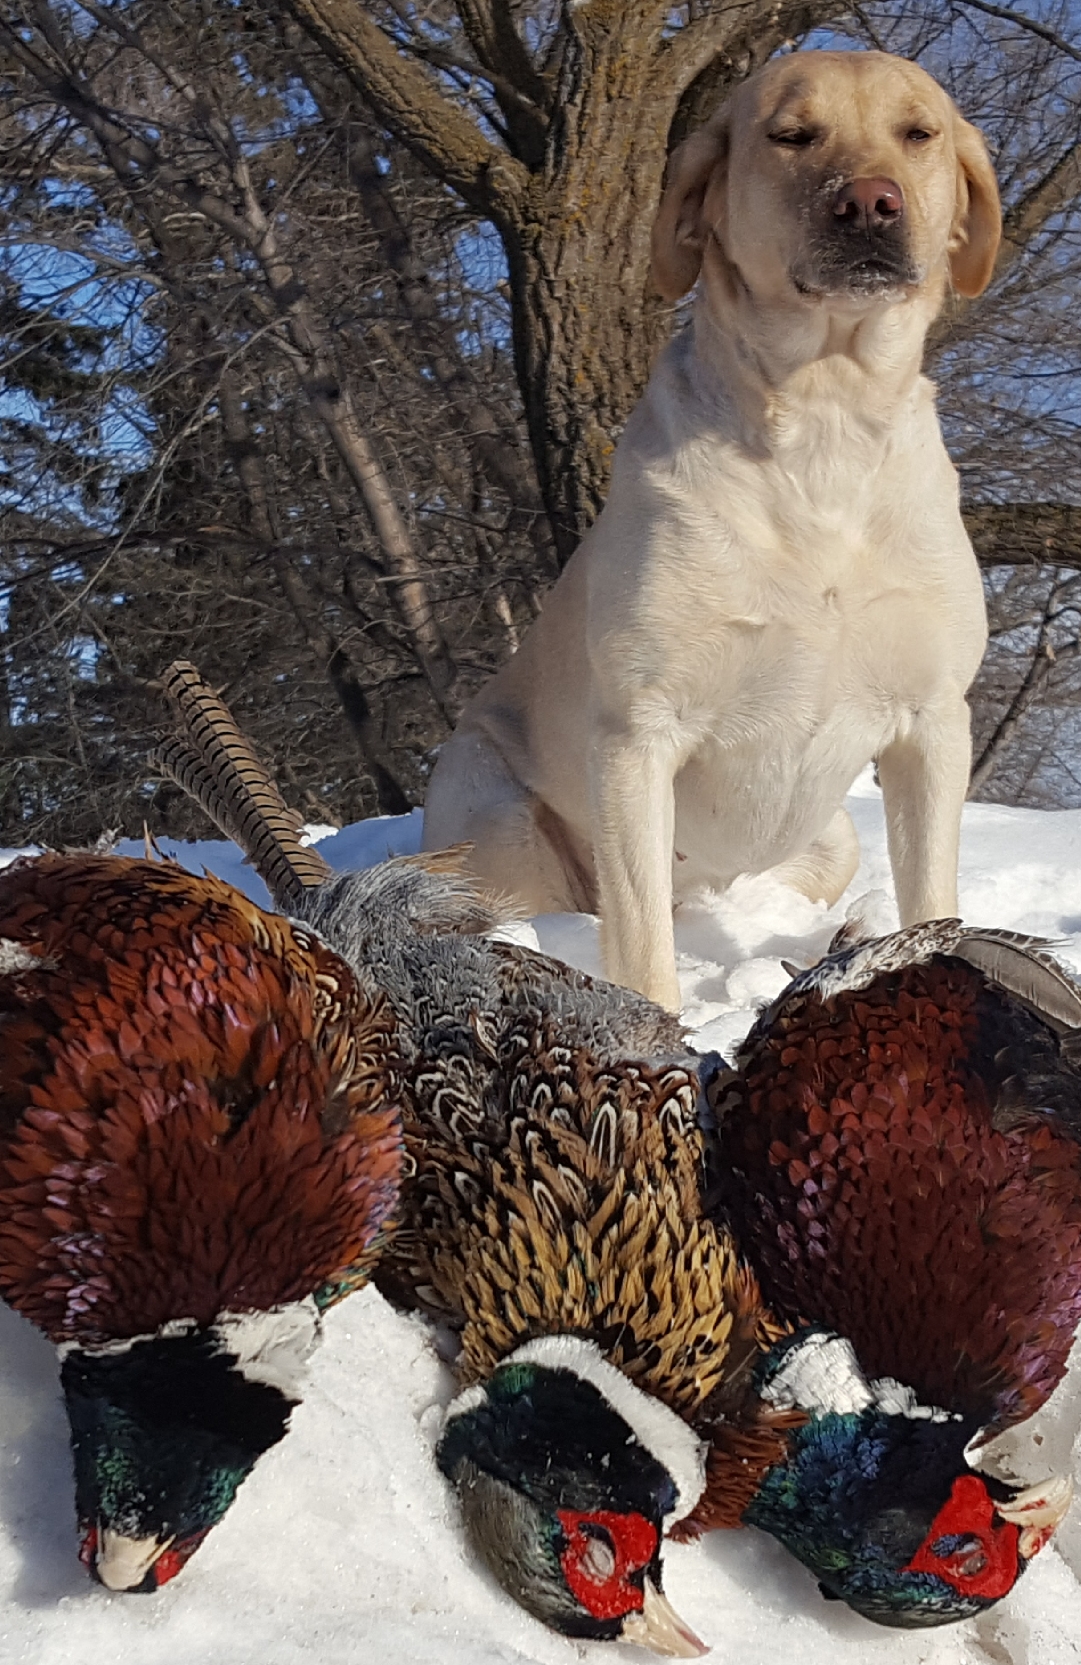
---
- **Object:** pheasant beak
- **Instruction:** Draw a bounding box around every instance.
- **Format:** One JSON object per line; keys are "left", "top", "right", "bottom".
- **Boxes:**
{"left": 620, "top": 1578, "right": 709, "bottom": 1657}
{"left": 94, "top": 1530, "right": 175, "bottom": 1591}
{"left": 997, "top": 1474, "right": 1074, "bottom": 1558}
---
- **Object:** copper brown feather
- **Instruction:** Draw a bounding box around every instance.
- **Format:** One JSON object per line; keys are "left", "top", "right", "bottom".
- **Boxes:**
{"left": 0, "top": 853, "right": 402, "bottom": 1340}
{"left": 710, "top": 921, "right": 1081, "bottom": 1432}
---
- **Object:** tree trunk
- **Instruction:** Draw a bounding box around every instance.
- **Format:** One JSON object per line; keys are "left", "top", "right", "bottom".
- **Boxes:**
{"left": 502, "top": 11, "right": 674, "bottom": 555}
{"left": 963, "top": 503, "right": 1081, "bottom": 570}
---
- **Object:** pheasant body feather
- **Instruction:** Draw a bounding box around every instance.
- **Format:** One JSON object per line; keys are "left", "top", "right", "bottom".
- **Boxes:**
{"left": 292, "top": 865, "right": 785, "bottom": 1650}
{"left": 713, "top": 933, "right": 1081, "bottom": 1429}
{"left": 396, "top": 1013, "right": 776, "bottom": 1412}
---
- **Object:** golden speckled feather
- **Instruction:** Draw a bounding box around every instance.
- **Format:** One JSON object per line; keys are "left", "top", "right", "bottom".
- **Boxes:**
{"left": 390, "top": 1012, "right": 780, "bottom": 1418}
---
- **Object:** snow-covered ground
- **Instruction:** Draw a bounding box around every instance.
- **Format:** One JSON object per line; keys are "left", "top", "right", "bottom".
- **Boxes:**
{"left": 4, "top": 771, "right": 1081, "bottom": 1664}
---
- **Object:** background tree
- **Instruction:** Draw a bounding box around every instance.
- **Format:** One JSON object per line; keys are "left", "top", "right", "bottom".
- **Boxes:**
{"left": 281, "top": 0, "right": 848, "bottom": 556}
{"left": 0, "top": 0, "right": 1079, "bottom": 845}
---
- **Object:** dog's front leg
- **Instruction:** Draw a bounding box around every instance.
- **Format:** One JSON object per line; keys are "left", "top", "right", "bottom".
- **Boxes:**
{"left": 592, "top": 734, "right": 682, "bottom": 1011}
{"left": 877, "top": 697, "right": 972, "bottom": 926}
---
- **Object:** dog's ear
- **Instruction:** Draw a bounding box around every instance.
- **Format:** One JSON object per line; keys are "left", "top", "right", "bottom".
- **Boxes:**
{"left": 948, "top": 116, "right": 1001, "bottom": 298}
{"left": 651, "top": 110, "right": 730, "bottom": 301}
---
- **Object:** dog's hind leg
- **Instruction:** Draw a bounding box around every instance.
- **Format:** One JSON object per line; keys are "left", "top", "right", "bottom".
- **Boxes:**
{"left": 422, "top": 726, "right": 586, "bottom": 914}
{"left": 764, "top": 808, "right": 860, "bottom": 907}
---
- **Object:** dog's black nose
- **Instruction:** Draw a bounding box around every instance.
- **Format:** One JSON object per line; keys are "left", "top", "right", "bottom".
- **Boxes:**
{"left": 832, "top": 177, "right": 904, "bottom": 230}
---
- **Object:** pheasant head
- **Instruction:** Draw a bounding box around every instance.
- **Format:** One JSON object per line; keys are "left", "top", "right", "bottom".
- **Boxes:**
{"left": 743, "top": 1331, "right": 1071, "bottom": 1626}
{"left": 63, "top": 1304, "right": 320, "bottom": 1589}
{"left": 437, "top": 1338, "right": 709, "bottom": 1656}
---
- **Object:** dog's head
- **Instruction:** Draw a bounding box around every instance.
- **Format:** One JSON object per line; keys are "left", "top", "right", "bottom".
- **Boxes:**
{"left": 652, "top": 51, "right": 1000, "bottom": 313}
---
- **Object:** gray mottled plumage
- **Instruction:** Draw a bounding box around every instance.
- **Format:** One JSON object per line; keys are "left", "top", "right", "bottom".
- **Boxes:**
{"left": 293, "top": 861, "right": 687, "bottom": 1067}
{"left": 773, "top": 917, "right": 1081, "bottom": 1032}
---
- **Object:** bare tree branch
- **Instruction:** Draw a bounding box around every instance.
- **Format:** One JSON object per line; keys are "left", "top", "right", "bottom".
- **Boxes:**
{"left": 964, "top": 504, "right": 1081, "bottom": 570}
{"left": 657, "top": 0, "right": 842, "bottom": 104}
{"left": 4, "top": 0, "right": 1081, "bottom": 832}
{"left": 929, "top": 131, "right": 1081, "bottom": 352}
{"left": 999, "top": 138, "right": 1081, "bottom": 270}
{"left": 0, "top": 16, "right": 461, "bottom": 714}
{"left": 278, "top": 0, "right": 529, "bottom": 221}
{"left": 957, "top": 0, "right": 1081, "bottom": 68}
{"left": 218, "top": 375, "right": 412, "bottom": 811}
{"left": 970, "top": 592, "right": 1081, "bottom": 793}
{"left": 454, "top": 0, "right": 549, "bottom": 160}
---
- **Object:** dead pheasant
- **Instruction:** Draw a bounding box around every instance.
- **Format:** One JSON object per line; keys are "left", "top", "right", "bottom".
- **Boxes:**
{"left": 704, "top": 919, "right": 1081, "bottom": 1625}
{"left": 0, "top": 850, "right": 402, "bottom": 1590}
{"left": 151, "top": 661, "right": 793, "bottom": 1655}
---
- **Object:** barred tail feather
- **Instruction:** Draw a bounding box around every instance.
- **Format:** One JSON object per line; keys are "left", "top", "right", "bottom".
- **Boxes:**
{"left": 151, "top": 661, "right": 518, "bottom": 945}
{"left": 151, "top": 660, "right": 332, "bottom": 909}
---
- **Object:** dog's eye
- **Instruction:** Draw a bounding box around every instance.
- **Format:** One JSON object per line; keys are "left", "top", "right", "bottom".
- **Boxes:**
{"left": 906, "top": 127, "right": 934, "bottom": 143}
{"left": 769, "top": 129, "right": 817, "bottom": 147}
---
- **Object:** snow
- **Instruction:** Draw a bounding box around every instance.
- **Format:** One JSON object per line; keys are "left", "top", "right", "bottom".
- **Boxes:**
{"left": 4, "top": 771, "right": 1081, "bottom": 1663}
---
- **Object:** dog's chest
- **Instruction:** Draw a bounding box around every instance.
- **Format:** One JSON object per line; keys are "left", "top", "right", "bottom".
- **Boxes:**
{"left": 635, "top": 513, "right": 960, "bottom": 733}
{"left": 675, "top": 601, "right": 909, "bottom": 757}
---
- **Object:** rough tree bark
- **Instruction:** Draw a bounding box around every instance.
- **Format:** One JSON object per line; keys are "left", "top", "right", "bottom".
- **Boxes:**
{"left": 963, "top": 505, "right": 1081, "bottom": 568}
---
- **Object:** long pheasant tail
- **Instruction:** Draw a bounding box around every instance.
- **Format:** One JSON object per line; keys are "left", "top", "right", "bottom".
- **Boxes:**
{"left": 150, "top": 660, "right": 332, "bottom": 910}
{"left": 152, "top": 662, "right": 519, "bottom": 945}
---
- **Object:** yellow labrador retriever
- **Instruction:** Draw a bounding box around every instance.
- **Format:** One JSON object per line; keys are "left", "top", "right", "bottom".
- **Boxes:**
{"left": 423, "top": 50, "right": 1001, "bottom": 1011}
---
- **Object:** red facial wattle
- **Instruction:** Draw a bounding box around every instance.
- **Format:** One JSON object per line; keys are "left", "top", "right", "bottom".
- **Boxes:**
{"left": 152, "top": 1531, "right": 210, "bottom": 1584}
{"left": 79, "top": 1524, "right": 212, "bottom": 1588}
{"left": 556, "top": 1508, "right": 658, "bottom": 1621}
{"left": 904, "top": 1476, "right": 1020, "bottom": 1600}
